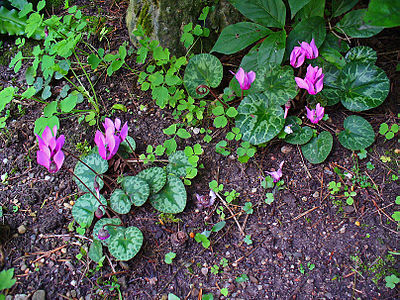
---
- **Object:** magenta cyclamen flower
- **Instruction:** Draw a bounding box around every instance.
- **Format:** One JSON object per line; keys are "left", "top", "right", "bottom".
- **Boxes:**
{"left": 266, "top": 161, "right": 284, "bottom": 183}
{"left": 295, "top": 65, "right": 324, "bottom": 95}
{"left": 95, "top": 118, "right": 128, "bottom": 160}
{"left": 36, "top": 126, "right": 65, "bottom": 173}
{"left": 231, "top": 67, "right": 256, "bottom": 90}
{"left": 305, "top": 103, "right": 325, "bottom": 124}
{"left": 290, "top": 38, "right": 318, "bottom": 68}
{"left": 98, "top": 228, "right": 110, "bottom": 240}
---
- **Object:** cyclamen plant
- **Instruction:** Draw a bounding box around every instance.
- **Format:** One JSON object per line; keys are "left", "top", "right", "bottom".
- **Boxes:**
{"left": 35, "top": 118, "right": 199, "bottom": 262}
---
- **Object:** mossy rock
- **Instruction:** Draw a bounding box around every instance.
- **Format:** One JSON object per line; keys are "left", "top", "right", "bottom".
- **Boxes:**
{"left": 126, "top": 0, "right": 243, "bottom": 56}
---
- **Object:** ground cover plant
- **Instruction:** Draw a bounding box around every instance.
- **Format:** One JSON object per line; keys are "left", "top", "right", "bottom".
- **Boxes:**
{"left": 0, "top": 0, "right": 399, "bottom": 299}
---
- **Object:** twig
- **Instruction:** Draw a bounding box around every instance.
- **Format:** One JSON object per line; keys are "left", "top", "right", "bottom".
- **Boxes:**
{"left": 292, "top": 206, "right": 320, "bottom": 221}
{"left": 215, "top": 192, "right": 245, "bottom": 236}
{"left": 297, "top": 145, "right": 312, "bottom": 178}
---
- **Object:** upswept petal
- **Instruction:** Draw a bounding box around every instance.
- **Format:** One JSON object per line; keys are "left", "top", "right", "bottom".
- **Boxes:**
{"left": 301, "top": 41, "right": 313, "bottom": 59}
{"left": 295, "top": 77, "right": 309, "bottom": 90}
{"left": 310, "top": 38, "right": 318, "bottom": 58}
{"left": 104, "top": 118, "right": 115, "bottom": 133}
{"left": 95, "top": 131, "right": 107, "bottom": 160}
{"left": 120, "top": 122, "right": 128, "bottom": 141}
{"left": 41, "top": 126, "right": 53, "bottom": 145}
{"left": 315, "top": 75, "right": 324, "bottom": 93}
{"left": 37, "top": 150, "right": 50, "bottom": 169}
{"left": 235, "top": 68, "right": 245, "bottom": 89}
{"left": 54, "top": 135, "right": 65, "bottom": 153}
{"left": 53, "top": 150, "right": 65, "bottom": 172}
{"left": 114, "top": 118, "right": 121, "bottom": 131}
{"left": 247, "top": 71, "right": 256, "bottom": 85}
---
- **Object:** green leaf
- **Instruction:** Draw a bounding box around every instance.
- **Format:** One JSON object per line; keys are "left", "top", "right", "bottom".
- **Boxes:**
{"left": 332, "top": 0, "right": 358, "bottom": 17}
{"left": 183, "top": 54, "right": 223, "bottom": 99}
{"left": 226, "top": 107, "right": 238, "bottom": 118}
{"left": 235, "top": 93, "right": 285, "bottom": 145}
{"left": 385, "top": 274, "right": 400, "bottom": 289}
{"left": 137, "top": 167, "right": 167, "bottom": 194}
{"left": 393, "top": 212, "right": 400, "bottom": 222}
{"left": 88, "top": 53, "right": 102, "bottom": 70}
{"left": 43, "top": 101, "right": 57, "bottom": 117}
{"left": 293, "top": 0, "right": 325, "bottom": 24}
{"left": 0, "top": 268, "right": 16, "bottom": 290}
{"left": 379, "top": 123, "right": 389, "bottom": 135}
{"left": 335, "top": 9, "right": 383, "bottom": 38}
{"left": 164, "top": 138, "right": 177, "bottom": 155}
{"left": 288, "top": 0, "right": 311, "bottom": 18}
{"left": 164, "top": 252, "right": 176, "bottom": 264}
{"left": 25, "top": 12, "right": 43, "bottom": 38}
{"left": 211, "top": 22, "right": 271, "bottom": 55}
{"left": 240, "top": 44, "right": 260, "bottom": 72}
{"left": 0, "top": 7, "right": 27, "bottom": 36}
{"left": 338, "top": 115, "right": 375, "bottom": 151}
{"left": 284, "top": 116, "right": 313, "bottom": 145}
{"left": 301, "top": 131, "right": 333, "bottom": 164}
{"left": 253, "top": 64, "right": 298, "bottom": 105}
{"left": 108, "top": 226, "right": 143, "bottom": 261}
{"left": 73, "top": 148, "right": 108, "bottom": 194}
{"left": 176, "top": 128, "right": 191, "bottom": 139}
{"left": 0, "top": 86, "right": 15, "bottom": 111}
{"left": 110, "top": 189, "right": 131, "bottom": 214}
{"left": 257, "top": 30, "right": 286, "bottom": 66}
{"left": 337, "top": 62, "right": 390, "bottom": 111}
{"left": 365, "top": 0, "right": 400, "bottom": 28}
{"left": 122, "top": 176, "right": 150, "bottom": 207}
{"left": 34, "top": 115, "right": 59, "bottom": 135}
{"left": 211, "top": 221, "right": 226, "bottom": 232}
{"left": 345, "top": 46, "right": 377, "bottom": 65}
{"left": 285, "top": 17, "right": 326, "bottom": 61}
{"left": 93, "top": 218, "right": 122, "bottom": 246}
{"left": 71, "top": 193, "right": 107, "bottom": 227}
{"left": 228, "top": 0, "right": 286, "bottom": 28}
{"left": 166, "top": 151, "right": 192, "bottom": 177}
{"left": 60, "top": 92, "right": 78, "bottom": 113}
{"left": 214, "top": 115, "right": 228, "bottom": 128}
{"left": 168, "top": 294, "right": 180, "bottom": 300}
{"left": 21, "top": 86, "right": 36, "bottom": 99}
{"left": 163, "top": 124, "right": 177, "bottom": 135}
{"left": 149, "top": 175, "right": 187, "bottom": 213}
{"left": 88, "top": 240, "right": 103, "bottom": 263}
{"left": 152, "top": 85, "right": 169, "bottom": 108}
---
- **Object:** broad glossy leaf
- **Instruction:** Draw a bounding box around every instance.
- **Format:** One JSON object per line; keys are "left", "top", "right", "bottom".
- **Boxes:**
{"left": 253, "top": 64, "right": 297, "bottom": 105}
{"left": 211, "top": 22, "right": 271, "bottom": 55}
{"left": 285, "top": 17, "right": 326, "bottom": 60}
{"left": 108, "top": 226, "right": 143, "bottom": 261}
{"left": 0, "top": 86, "right": 15, "bottom": 111}
{"left": 301, "top": 131, "right": 333, "bottom": 164}
{"left": 235, "top": 93, "right": 285, "bottom": 145}
{"left": 122, "top": 176, "right": 150, "bottom": 206}
{"left": 88, "top": 240, "right": 103, "bottom": 263}
{"left": 73, "top": 148, "right": 108, "bottom": 194}
{"left": 318, "top": 62, "right": 342, "bottom": 106}
{"left": 228, "top": 0, "right": 286, "bottom": 28}
{"left": 137, "top": 167, "right": 167, "bottom": 194}
{"left": 240, "top": 44, "right": 260, "bottom": 72}
{"left": 293, "top": 0, "right": 325, "bottom": 25}
{"left": 118, "top": 136, "right": 136, "bottom": 158}
{"left": 332, "top": 0, "right": 358, "bottom": 17}
{"left": 166, "top": 151, "right": 191, "bottom": 177}
{"left": 338, "top": 62, "right": 390, "bottom": 111}
{"left": 150, "top": 175, "right": 187, "bottom": 213}
{"left": 319, "top": 33, "right": 350, "bottom": 54}
{"left": 288, "top": 0, "right": 311, "bottom": 18}
{"left": 110, "top": 189, "right": 131, "bottom": 214}
{"left": 93, "top": 218, "right": 122, "bottom": 246}
{"left": 184, "top": 54, "right": 223, "bottom": 99}
{"left": 257, "top": 30, "right": 286, "bottom": 65}
{"left": 335, "top": 9, "right": 383, "bottom": 38}
{"left": 71, "top": 193, "right": 107, "bottom": 227}
{"left": 338, "top": 115, "right": 375, "bottom": 150}
{"left": 364, "top": 0, "right": 400, "bottom": 28}
{"left": 345, "top": 46, "right": 377, "bottom": 64}
{"left": 284, "top": 116, "right": 313, "bottom": 145}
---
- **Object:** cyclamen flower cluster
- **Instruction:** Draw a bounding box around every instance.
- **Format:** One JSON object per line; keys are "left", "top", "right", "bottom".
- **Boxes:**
{"left": 95, "top": 118, "right": 128, "bottom": 160}
{"left": 36, "top": 126, "right": 65, "bottom": 173}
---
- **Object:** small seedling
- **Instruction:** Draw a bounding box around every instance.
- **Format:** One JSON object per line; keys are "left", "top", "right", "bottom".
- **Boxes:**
{"left": 244, "top": 234, "right": 253, "bottom": 245}
{"left": 265, "top": 192, "right": 274, "bottom": 205}
{"left": 366, "top": 162, "right": 375, "bottom": 170}
{"left": 235, "top": 273, "right": 249, "bottom": 283}
{"left": 328, "top": 181, "right": 341, "bottom": 194}
{"left": 211, "top": 264, "right": 220, "bottom": 275}
{"left": 220, "top": 288, "right": 228, "bottom": 297}
{"left": 344, "top": 191, "right": 357, "bottom": 205}
{"left": 243, "top": 202, "right": 254, "bottom": 214}
{"left": 385, "top": 274, "right": 400, "bottom": 289}
{"left": 165, "top": 252, "right": 176, "bottom": 264}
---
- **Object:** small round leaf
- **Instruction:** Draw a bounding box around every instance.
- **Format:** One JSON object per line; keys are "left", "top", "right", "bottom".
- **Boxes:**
{"left": 108, "top": 226, "right": 143, "bottom": 261}
{"left": 88, "top": 240, "right": 103, "bottom": 263}
{"left": 110, "top": 189, "right": 131, "bottom": 214}
{"left": 136, "top": 167, "right": 167, "bottom": 194}
{"left": 122, "top": 176, "right": 150, "bottom": 207}
{"left": 338, "top": 115, "right": 375, "bottom": 150}
{"left": 150, "top": 175, "right": 187, "bottom": 213}
{"left": 301, "top": 131, "right": 333, "bottom": 164}
{"left": 166, "top": 151, "right": 192, "bottom": 177}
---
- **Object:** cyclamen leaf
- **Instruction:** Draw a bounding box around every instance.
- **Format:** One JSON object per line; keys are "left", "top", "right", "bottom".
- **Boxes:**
{"left": 110, "top": 189, "right": 131, "bottom": 214}
{"left": 88, "top": 240, "right": 103, "bottom": 263}
{"left": 284, "top": 117, "right": 313, "bottom": 145}
{"left": 93, "top": 218, "right": 122, "bottom": 246}
{"left": 136, "top": 167, "right": 167, "bottom": 194}
{"left": 166, "top": 151, "right": 192, "bottom": 177}
{"left": 211, "top": 22, "right": 271, "bottom": 55}
{"left": 122, "top": 176, "right": 150, "bottom": 207}
{"left": 338, "top": 115, "right": 375, "bottom": 151}
{"left": 72, "top": 193, "right": 107, "bottom": 228}
{"left": 301, "top": 131, "right": 333, "bottom": 164}
{"left": 345, "top": 46, "right": 377, "bottom": 65}
{"left": 257, "top": 30, "right": 286, "bottom": 66}
{"left": 149, "top": 175, "right": 187, "bottom": 213}
{"left": 108, "top": 226, "right": 143, "bottom": 261}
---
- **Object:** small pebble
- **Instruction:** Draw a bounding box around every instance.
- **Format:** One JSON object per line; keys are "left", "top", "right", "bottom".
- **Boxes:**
{"left": 192, "top": 128, "right": 200, "bottom": 135}
{"left": 281, "top": 145, "right": 292, "bottom": 154}
{"left": 44, "top": 175, "right": 51, "bottom": 181}
{"left": 2, "top": 158, "right": 8, "bottom": 164}
{"left": 18, "top": 225, "right": 27, "bottom": 234}
{"left": 201, "top": 267, "right": 208, "bottom": 276}
{"left": 312, "top": 191, "right": 319, "bottom": 198}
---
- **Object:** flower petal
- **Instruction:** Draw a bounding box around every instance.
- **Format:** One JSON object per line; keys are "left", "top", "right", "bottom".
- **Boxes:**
{"left": 235, "top": 67, "right": 245, "bottom": 89}
{"left": 120, "top": 122, "right": 128, "bottom": 141}
{"left": 310, "top": 38, "right": 318, "bottom": 58}
{"left": 295, "top": 77, "right": 309, "bottom": 90}
{"left": 37, "top": 150, "right": 50, "bottom": 170}
{"left": 53, "top": 149, "right": 65, "bottom": 172}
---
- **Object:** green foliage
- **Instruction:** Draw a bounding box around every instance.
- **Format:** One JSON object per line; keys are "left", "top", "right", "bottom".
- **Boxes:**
{"left": 338, "top": 115, "right": 375, "bottom": 151}
{"left": 236, "top": 273, "right": 249, "bottom": 283}
{"left": 236, "top": 141, "right": 256, "bottom": 163}
{"left": 108, "top": 226, "right": 143, "bottom": 261}
{"left": 283, "top": 116, "right": 313, "bottom": 145}
{"left": 88, "top": 240, "right": 103, "bottom": 263}
{"left": 71, "top": 193, "right": 107, "bottom": 228}
{"left": 385, "top": 274, "right": 400, "bottom": 289}
{"left": 379, "top": 122, "right": 399, "bottom": 140}
{"left": 301, "top": 131, "right": 333, "bottom": 164}
{"left": 365, "top": 0, "right": 400, "bottom": 28}
{"left": 0, "top": 268, "right": 16, "bottom": 290}
{"left": 149, "top": 175, "right": 187, "bottom": 213}
{"left": 243, "top": 202, "right": 253, "bottom": 214}
{"left": 165, "top": 252, "right": 176, "bottom": 264}
{"left": 334, "top": 9, "right": 383, "bottom": 38}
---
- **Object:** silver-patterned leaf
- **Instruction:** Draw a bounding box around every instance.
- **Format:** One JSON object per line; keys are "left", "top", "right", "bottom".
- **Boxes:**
{"left": 183, "top": 54, "right": 223, "bottom": 99}
{"left": 338, "top": 115, "right": 375, "bottom": 150}
{"left": 301, "top": 131, "right": 333, "bottom": 164}
{"left": 345, "top": 46, "right": 377, "bottom": 64}
{"left": 122, "top": 176, "right": 150, "bottom": 206}
{"left": 110, "top": 189, "right": 131, "bottom": 214}
{"left": 136, "top": 167, "right": 167, "bottom": 194}
{"left": 253, "top": 64, "right": 298, "bottom": 105}
{"left": 166, "top": 151, "right": 191, "bottom": 178}
{"left": 72, "top": 193, "right": 107, "bottom": 228}
{"left": 73, "top": 147, "right": 108, "bottom": 193}
{"left": 284, "top": 116, "right": 313, "bottom": 145}
{"left": 108, "top": 226, "right": 143, "bottom": 261}
{"left": 334, "top": 9, "right": 383, "bottom": 38}
{"left": 93, "top": 218, "right": 122, "bottom": 246}
{"left": 149, "top": 175, "right": 187, "bottom": 213}
{"left": 235, "top": 93, "right": 285, "bottom": 145}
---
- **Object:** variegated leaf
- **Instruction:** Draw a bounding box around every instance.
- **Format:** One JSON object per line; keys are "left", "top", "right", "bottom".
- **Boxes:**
{"left": 93, "top": 218, "right": 122, "bottom": 246}
{"left": 301, "top": 131, "right": 333, "bottom": 164}
{"left": 110, "top": 189, "right": 131, "bottom": 214}
{"left": 136, "top": 167, "right": 167, "bottom": 194}
{"left": 150, "top": 175, "right": 187, "bottom": 213}
{"left": 72, "top": 193, "right": 107, "bottom": 228}
{"left": 122, "top": 176, "right": 150, "bottom": 207}
{"left": 108, "top": 226, "right": 143, "bottom": 261}
{"left": 338, "top": 115, "right": 375, "bottom": 150}
{"left": 345, "top": 46, "right": 377, "bottom": 64}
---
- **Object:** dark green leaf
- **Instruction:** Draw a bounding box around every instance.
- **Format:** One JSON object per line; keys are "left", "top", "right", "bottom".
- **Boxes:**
{"left": 71, "top": 193, "right": 107, "bottom": 227}
{"left": 335, "top": 9, "right": 383, "bottom": 38}
{"left": 364, "top": 0, "right": 400, "bottom": 28}
{"left": 288, "top": 0, "right": 311, "bottom": 18}
{"left": 149, "top": 175, "right": 187, "bottom": 213}
{"left": 284, "top": 116, "right": 313, "bottom": 145}
{"left": 338, "top": 115, "right": 375, "bottom": 150}
{"left": 257, "top": 30, "right": 286, "bottom": 65}
{"left": 166, "top": 151, "right": 192, "bottom": 177}
{"left": 93, "top": 218, "right": 122, "bottom": 246}
{"left": 88, "top": 240, "right": 103, "bottom": 263}
{"left": 332, "top": 0, "right": 359, "bottom": 17}
{"left": 345, "top": 46, "right": 377, "bottom": 64}
{"left": 301, "top": 131, "right": 333, "bottom": 164}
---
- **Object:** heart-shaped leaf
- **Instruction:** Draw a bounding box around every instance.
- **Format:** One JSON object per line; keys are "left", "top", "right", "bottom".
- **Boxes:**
{"left": 211, "top": 22, "right": 271, "bottom": 55}
{"left": 108, "top": 226, "right": 143, "bottom": 261}
{"left": 364, "top": 0, "right": 400, "bottom": 28}
{"left": 110, "top": 189, "right": 131, "bottom": 214}
{"left": 338, "top": 115, "right": 375, "bottom": 150}
{"left": 166, "top": 151, "right": 191, "bottom": 177}
{"left": 122, "top": 176, "right": 150, "bottom": 207}
{"left": 345, "top": 46, "right": 377, "bottom": 64}
{"left": 72, "top": 193, "right": 107, "bottom": 227}
{"left": 301, "top": 131, "right": 333, "bottom": 164}
{"left": 88, "top": 240, "right": 103, "bottom": 263}
{"left": 319, "top": 62, "right": 342, "bottom": 106}
{"left": 284, "top": 116, "right": 313, "bottom": 145}
{"left": 73, "top": 148, "right": 108, "bottom": 194}
{"left": 137, "top": 167, "right": 167, "bottom": 194}
{"left": 338, "top": 62, "right": 390, "bottom": 111}
{"left": 235, "top": 93, "right": 285, "bottom": 145}
{"left": 334, "top": 9, "right": 383, "bottom": 38}
{"left": 253, "top": 64, "right": 298, "bottom": 105}
{"left": 150, "top": 175, "right": 187, "bottom": 213}
{"left": 183, "top": 54, "right": 223, "bottom": 99}
{"left": 93, "top": 218, "right": 122, "bottom": 246}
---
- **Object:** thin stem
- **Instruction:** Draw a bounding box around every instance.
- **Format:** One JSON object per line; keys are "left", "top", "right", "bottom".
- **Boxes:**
{"left": 196, "top": 85, "right": 228, "bottom": 108}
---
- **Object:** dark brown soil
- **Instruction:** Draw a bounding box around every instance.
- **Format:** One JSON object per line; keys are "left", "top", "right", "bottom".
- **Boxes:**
{"left": 0, "top": 1, "right": 399, "bottom": 299}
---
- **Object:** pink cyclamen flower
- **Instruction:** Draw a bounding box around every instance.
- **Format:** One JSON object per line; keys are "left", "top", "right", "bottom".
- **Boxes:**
{"left": 305, "top": 103, "right": 325, "bottom": 124}
{"left": 95, "top": 118, "right": 128, "bottom": 160}
{"left": 290, "top": 38, "right": 318, "bottom": 68}
{"left": 266, "top": 161, "right": 284, "bottom": 183}
{"left": 103, "top": 117, "right": 128, "bottom": 142}
{"left": 295, "top": 64, "right": 324, "bottom": 95}
{"left": 98, "top": 228, "right": 110, "bottom": 240}
{"left": 35, "top": 126, "right": 65, "bottom": 173}
{"left": 195, "top": 190, "right": 216, "bottom": 209}
{"left": 230, "top": 67, "right": 256, "bottom": 90}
